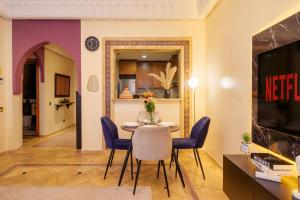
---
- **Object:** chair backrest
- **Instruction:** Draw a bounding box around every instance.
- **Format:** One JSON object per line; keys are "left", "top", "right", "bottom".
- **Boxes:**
{"left": 132, "top": 126, "right": 171, "bottom": 161}
{"left": 190, "top": 116, "right": 210, "bottom": 148}
{"left": 100, "top": 116, "right": 119, "bottom": 149}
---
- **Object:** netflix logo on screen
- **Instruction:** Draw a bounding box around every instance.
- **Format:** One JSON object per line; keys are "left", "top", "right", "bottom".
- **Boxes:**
{"left": 265, "top": 73, "right": 300, "bottom": 102}
{"left": 257, "top": 39, "right": 300, "bottom": 137}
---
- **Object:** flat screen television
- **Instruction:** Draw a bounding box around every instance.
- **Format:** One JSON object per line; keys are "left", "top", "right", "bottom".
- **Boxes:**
{"left": 257, "top": 40, "right": 300, "bottom": 138}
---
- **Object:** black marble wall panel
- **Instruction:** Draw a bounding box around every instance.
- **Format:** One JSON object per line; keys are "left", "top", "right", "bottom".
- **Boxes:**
{"left": 252, "top": 12, "right": 300, "bottom": 160}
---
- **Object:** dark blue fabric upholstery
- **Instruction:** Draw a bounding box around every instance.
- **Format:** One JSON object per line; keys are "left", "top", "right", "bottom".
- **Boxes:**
{"left": 102, "top": 117, "right": 119, "bottom": 139}
{"left": 172, "top": 138, "right": 196, "bottom": 149}
{"left": 101, "top": 116, "right": 131, "bottom": 150}
{"left": 172, "top": 116, "right": 210, "bottom": 149}
{"left": 114, "top": 139, "right": 131, "bottom": 150}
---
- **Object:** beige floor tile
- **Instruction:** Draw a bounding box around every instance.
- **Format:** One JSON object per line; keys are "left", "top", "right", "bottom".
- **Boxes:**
{"left": 0, "top": 129, "right": 229, "bottom": 200}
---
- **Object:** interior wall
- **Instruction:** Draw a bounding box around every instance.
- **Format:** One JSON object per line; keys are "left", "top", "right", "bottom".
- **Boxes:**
{"left": 42, "top": 48, "right": 76, "bottom": 135}
{"left": 12, "top": 20, "right": 81, "bottom": 95}
{"left": 0, "top": 18, "right": 21, "bottom": 152}
{"left": 0, "top": 17, "right": 9, "bottom": 151}
{"left": 204, "top": 0, "right": 300, "bottom": 165}
{"left": 81, "top": 20, "right": 206, "bottom": 150}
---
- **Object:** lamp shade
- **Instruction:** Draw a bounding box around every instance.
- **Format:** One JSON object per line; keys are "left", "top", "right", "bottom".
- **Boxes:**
{"left": 188, "top": 78, "right": 199, "bottom": 89}
{"left": 87, "top": 75, "right": 99, "bottom": 92}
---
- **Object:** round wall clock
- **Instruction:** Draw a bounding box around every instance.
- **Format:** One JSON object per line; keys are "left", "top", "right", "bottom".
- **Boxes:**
{"left": 85, "top": 36, "right": 99, "bottom": 51}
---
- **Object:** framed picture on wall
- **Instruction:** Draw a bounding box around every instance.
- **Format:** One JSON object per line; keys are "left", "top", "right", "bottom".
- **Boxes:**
{"left": 55, "top": 73, "right": 70, "bottom": 97}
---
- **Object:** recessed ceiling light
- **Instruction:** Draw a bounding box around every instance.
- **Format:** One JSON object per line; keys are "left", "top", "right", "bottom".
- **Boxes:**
{"left": 142, "top": 55, "right": 147, "bottom": 58}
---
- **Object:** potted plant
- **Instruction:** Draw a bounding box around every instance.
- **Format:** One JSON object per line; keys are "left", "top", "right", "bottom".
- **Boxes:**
{"left": 241, "top": 132, "right": 251, "bottom": 154}
{"left": 148, "top": 62, "right": 177, "bottom": 98}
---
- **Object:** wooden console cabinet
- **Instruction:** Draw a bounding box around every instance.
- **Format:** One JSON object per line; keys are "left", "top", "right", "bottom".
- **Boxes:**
{"left": 223, "top": 155, "right": 297, "bottom": 200}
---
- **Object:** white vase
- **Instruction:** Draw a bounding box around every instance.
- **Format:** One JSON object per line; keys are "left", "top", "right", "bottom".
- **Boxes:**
{"left": 240, "top": 142, "right": 250, "bottom": 154}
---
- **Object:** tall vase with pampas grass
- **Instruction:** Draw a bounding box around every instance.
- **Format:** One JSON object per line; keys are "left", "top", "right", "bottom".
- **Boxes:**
{"left": 148, "top": 62, "right": 177, "bottom": 98}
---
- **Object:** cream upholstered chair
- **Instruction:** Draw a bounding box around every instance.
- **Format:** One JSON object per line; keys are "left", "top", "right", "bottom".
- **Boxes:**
{"left": 132, "top": 126, "right": 172, "bottom": 197}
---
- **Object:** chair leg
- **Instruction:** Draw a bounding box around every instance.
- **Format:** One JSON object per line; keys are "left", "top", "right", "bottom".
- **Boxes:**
{"left": 169, "top": 149, "right": 174, "bottom": 169}
{"left": 175, "top": 149, "right": 179, "bottom": 177}
{"left": 193, "top": 148, "right": 198, "bottom": 167}
{"left": 195, "top": 148, "right": 205, "bottom": 180}
{"left": 118, "top": 144, "right": 132, "bottom": 186}
{"left": 161, "top": 160, "right": 170, "bottom": 197}
{"left": 157, "top": 160, "right": 161, "bottom": 179}
{"left": 109, "top": 149, "right": 115, "bottom": 167}
{"left": 104, "top": 149, "right": 114, "bottom": 179}
{"left": 133, "top": 160, "right": 142, "bottom": 195}
{"left": 130, "top": 150, "right": 133, "bottom": 180}
{"left": 173, "top": 150, "right": 185, "bottom": 188}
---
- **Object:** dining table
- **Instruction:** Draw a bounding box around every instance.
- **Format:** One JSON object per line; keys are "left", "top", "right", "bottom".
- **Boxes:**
{"left": 117, "top": 124, "right": 185, "bottom": 188}
{"left": 120, "top": 124, "right": 180, "bottom": 133}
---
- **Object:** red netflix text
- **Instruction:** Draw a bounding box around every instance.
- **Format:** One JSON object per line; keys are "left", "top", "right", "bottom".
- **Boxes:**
{"left": 265, "top": 73, "right": 300, "bottom": 102}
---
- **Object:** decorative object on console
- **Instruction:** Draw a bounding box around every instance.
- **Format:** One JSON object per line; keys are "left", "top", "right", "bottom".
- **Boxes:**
{"left": 148, "top": 62, "right": 177, "bottom": 98}
{"left": 85, "top": 36, "right": 99, "bottom": 51}
{"left": 251, "top": 153, "right": 293, "bottom": 171}
{"left": 240, "top": 132, "right": 251, "bottom": 155}
{"left": 119, "top": 87, "right": 133, "bottom": 99}
{"left": 251, "top": 153, "right": 292, "bottom": 183}
{"left": 87, "top": 75, "right": 99, "bottom": 92}
{"left": 254, "top": 171, "right": 281, "bottom": 183}
{"left": 292, "top": 156, "right": 300, "bottom": 200}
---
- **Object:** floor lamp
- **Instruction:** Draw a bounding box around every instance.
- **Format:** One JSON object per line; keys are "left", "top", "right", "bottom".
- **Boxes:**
{"left": 188, "top": 78, "right": 199, "bottom": 124}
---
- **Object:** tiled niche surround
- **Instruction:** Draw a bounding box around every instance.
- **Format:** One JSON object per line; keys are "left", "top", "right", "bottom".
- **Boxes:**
{"left": 252, "top": 12, "right": 300, "bottom": 160}
{"left": 103, "top": 39, "right": 191, "bottom": 136}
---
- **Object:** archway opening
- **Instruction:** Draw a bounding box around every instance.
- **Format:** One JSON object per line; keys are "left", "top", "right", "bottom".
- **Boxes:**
{"left": 20, "top": 43, "right": 79, "bottom": 149}
{"left": 22, "top": 55, "right": 39, "bottom": 139}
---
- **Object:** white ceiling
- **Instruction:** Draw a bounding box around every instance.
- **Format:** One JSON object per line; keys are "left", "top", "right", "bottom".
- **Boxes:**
{"left": 116, "top": 49, "right": 179, "bottom": 61}
{"left": 0, "top": 0, "right": 218, "bottom": 20}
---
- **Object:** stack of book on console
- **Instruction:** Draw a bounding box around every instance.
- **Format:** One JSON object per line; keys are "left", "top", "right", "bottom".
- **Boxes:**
{"left": 250, "top": 153, "right": 294, "bottom": 183}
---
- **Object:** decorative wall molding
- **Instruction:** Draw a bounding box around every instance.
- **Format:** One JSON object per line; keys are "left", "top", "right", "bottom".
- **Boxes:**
{"left": 103, "top": 38, "right": 191, "bottom": 137}
{"left": 0, "top": 0, "right": 218, "bottom": 20}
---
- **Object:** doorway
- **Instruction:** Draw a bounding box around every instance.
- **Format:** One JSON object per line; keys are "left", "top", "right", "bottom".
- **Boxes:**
{"left": 22, "top": 57, "right": 39, "bottom": 138}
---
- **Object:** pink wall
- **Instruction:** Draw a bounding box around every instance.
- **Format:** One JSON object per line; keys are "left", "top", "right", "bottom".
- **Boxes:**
{"left": 12, "top": 20, "right": 81, "bottom": 94}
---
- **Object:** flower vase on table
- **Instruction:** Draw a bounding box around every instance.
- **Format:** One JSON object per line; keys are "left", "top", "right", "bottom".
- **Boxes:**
{"left": 143, "top": 91, "right": 156, "bottom": 125}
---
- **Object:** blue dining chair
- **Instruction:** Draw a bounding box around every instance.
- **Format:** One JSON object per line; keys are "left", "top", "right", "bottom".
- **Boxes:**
{"left": 101, "top": 116, "right": 133, "bottom": 179}
{"left": 169, "top": 116, "right": 210, "bottom": 179}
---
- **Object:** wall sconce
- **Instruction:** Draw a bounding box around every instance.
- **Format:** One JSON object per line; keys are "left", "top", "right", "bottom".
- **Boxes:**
{"left": 220, "top": 77, "right": 234, "bottom": 89}
{"left": 87, "top": 75, "right": 99, "bottom": 92}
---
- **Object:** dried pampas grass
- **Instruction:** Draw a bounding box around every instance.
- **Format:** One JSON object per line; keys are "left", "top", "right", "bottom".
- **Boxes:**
{"left": 148, "top": 62, "right": 177, "bottom": 90}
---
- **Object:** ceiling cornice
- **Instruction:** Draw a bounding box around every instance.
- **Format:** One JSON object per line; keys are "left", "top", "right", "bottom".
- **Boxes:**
{"left": 0, "top": 0, "right": 218, "bottom": 20}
